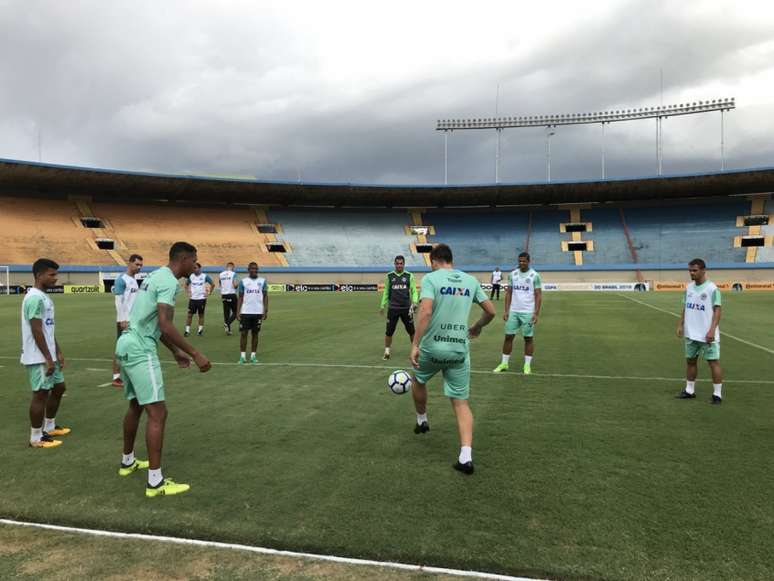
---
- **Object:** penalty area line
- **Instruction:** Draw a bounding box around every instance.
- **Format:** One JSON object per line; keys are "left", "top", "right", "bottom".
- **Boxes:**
{"left": 0, "top": 518, "right": 545, "bottom": 581}
{"left": 617, "top": 294, "right": 774, "bottom": 356}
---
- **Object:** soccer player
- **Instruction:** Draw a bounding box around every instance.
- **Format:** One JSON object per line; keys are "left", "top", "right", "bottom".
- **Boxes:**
{"left": 379, "top": 255, "right": 418, "bottom": 360}
{"left": 676, "top": 258, "right": 723, "bottom": 404}
{"left": 410, "top": 244, "right": 495, "bottom": 475}
{"left": 21, "top": 258, "right": 70, "bottom": 448}
{"left": 493, "top": 252, "right": 542, "bottom": 375}
{"left": 184, "top": 262, "right": 213, "bottom": 336}
{"left": 111, "top": 254, "right": 143, "bottom": 386}
{"left": 237, "top": 261, "right": 268, "bottom": 364}
{"left": 490, "top": 267, "right": 503, "bottom": 300}
{"left": 116, "top": 242, "right": 212, "bottom": 497}
{"left": 219, "top": 261, "right": 239, "bottom": 335}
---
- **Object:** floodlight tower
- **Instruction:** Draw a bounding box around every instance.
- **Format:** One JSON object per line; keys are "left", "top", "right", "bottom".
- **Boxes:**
{"left": 436, "top": 98, "right": 735, "bottom": 183}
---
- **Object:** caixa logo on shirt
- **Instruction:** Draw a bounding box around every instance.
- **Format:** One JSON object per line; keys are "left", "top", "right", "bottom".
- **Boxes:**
{"left": 245, "top": 288, "right": 262, "bottom": 294}
{"left": 685, "top": 302, "right": 707, "bottom": 311}
{"left": 439, "top": 287, "right": 471, "bottom": 297}
{"left": 512, "top": 284, "right": 531, "bottom": 292}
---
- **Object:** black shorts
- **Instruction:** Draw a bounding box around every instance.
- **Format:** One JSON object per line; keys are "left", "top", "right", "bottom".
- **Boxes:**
{"left": 240, "top": 314, "right": 263, "bottom": 332}
{"left": 188, "top": 299, "right": 207, "bottom": 315}
{"left": 386, "top": 308, "right": 415, "bottom": 337}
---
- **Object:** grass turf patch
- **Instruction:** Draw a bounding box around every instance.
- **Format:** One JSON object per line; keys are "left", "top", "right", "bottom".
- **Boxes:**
{"left": 0, "top": 291, "right": 773, "bottom": 580}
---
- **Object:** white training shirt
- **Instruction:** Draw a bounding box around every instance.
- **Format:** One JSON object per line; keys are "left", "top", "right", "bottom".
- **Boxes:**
{"left": 508, "top": 268, "right": 542, "bottom": 314}
{"left": 491, "top": 270, "right": 503, "bottom": 284}
{"left": 683, "top": 280, "right": 721, "bottom": 342}
{"left": 219, "top": 270, "right": 237, "bottom": 296}
{"left": 187, "top": 272, "right": 213, "bottom": 300}
{"left": 239, "top": 276, "right": 267, "bottom": 315}
{"left": 20, "top": 288, "right": 56, "bottom": 365}
{"left": 112, "top": 273, "right": 139, "bottom": 322}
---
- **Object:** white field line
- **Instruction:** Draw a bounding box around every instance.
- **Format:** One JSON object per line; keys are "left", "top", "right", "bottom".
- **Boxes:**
{"left": 0, "top": 355, "right": 771, "bottom": 385}
{"left": 617, "top": 294, "right": 774, "bottom": 356}
{"left": 97, "top": 382, "right": 113, "bottom": 387}
{"left": 0, "top": 519, "right": 546, "bottom": 581}
{"left": 85, "top": 368, "right": 109, "bottom": 372}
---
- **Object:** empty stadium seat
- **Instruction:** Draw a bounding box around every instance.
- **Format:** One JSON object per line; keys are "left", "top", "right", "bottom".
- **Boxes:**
{"left": 268, "top": 209, "right": 421, "bottom": 267}
{"left": 0, "top": 197, "right": 116, "bottom": 265}
{"left": 756, "top": 198, "right": 774, "bottom": 263}
{"left": 582, "top": 208, "right": 634, "bottom": 265}
{"left": 92, "top": 203, "right": 284, "bottom": 267}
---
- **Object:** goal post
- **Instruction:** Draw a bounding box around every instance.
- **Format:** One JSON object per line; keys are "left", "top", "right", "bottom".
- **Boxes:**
{"left": 0, "top": 266, "right": 9, "bottom": 296}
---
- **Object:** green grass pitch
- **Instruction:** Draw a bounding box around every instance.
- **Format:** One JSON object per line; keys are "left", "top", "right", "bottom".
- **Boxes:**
{"left": 1, "top": 291, "right": 773, "bottom": 580}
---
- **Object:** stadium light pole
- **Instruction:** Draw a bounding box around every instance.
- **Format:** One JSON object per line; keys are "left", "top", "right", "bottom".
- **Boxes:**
{"left": 495, "top": 128, "right": 502, "bottom": 183}
{"left": 443, "top": 130, "right": 449, "bottom": 184}
{"left": 546, "top": 127, "right": 556, "bottom": 182}
{"left": 720, "top": 109, "right": 725, "bottom": 172}
{"left": 601, "top": 122, "right": 607, "bottom": 179}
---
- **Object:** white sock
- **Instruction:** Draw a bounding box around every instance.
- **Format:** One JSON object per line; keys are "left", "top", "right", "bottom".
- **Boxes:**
{"left": 501, "top": 354, "right": 510, "bottom": 365}
{"left": 148, "top": 468, "right": 163, "bottom": 487}
{"left": 385, "top": 347, "right": 391, "bottom": 354}
{"left": 524, "top": 355, "right": 533, "bottom": 365}
{"left": 250, "top": 352, "right": 256, "bottom": 358}
{"left": 713, "top": 383, "right": 722, "bottom": 398}
{"left": 459, "top": 446, "right": 472, "bottom": 464}
{"left": 122, "top": 451, "right": 135, "bottom": 466}
{"left": 44, "top": 417, "right": 55, "bottom": 432}
{"left": 112, "top": 373, "right": 120, "bottom": 380}
{"left": 198, "top": 325, "right": 203, "bottom": 332}
{"left": 240, "top": 351, "right": 246, "bottom": 358}
{"left": 416, "top": 413, "right": 427, "bottom": 425}
{"left": 30, "top": 427, "right": 43, "bottom": 443}
{"left": 185, "top": 326, "right": 190, "bottom": 333}
{"left": 685, "top": 381, "right": 695, "bottom": 394}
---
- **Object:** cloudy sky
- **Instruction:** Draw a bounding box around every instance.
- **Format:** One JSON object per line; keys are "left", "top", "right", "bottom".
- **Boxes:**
{"left": 1, "top": 0, "right": 773, "bottom": 185}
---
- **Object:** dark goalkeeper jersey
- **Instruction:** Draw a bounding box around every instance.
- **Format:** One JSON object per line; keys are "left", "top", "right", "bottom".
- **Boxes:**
{"left": 380, "top": 271, "right": 418, "bottom": 310}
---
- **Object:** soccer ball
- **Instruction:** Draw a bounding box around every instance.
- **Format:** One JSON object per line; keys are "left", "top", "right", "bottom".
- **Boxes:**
{"left": 388, "top": 370, "right": 412, "bottom": 395}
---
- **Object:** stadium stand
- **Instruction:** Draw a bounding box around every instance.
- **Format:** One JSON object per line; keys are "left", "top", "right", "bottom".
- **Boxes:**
{"left": 527, "top": 209, "right": 572, "bottom": 266}
{"left": 91, "top": 202, "right": 285, "bottom": 267}
{"left": 624, "top": 199, "right": 748, "bottom": 265}
{"left": 268, "top": 208, "right": 422, "bottom": 267}
{"left": 423, "top": 208, "right": 530, "bottom": 269}
{"left": 582, "top": 207, "right": 635, "bottom": 265}
{"left": 0, "top": 196, "right": 116, "bottom": 265}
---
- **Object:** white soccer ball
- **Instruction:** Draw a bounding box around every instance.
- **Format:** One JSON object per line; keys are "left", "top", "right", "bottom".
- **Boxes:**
{"left": 388, "top": 370, "right": 412, "bottom": 395}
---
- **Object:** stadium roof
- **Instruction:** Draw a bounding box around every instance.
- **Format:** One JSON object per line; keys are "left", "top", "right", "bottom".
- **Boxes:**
{"left": 1, "top": 157, "right": 773, "bottom": 207}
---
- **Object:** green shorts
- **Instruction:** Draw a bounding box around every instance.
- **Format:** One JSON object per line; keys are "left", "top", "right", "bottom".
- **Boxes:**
{"left": 505, "top": 311, "right": 534, "bottom": 337}
{"left": 413, "top": 349, "right": 470, "bottom": 400}
{"left": 26, "top": 363, "right": 65, "bottom": 391}
{"left": 116, "top": 334, "right": 165, "bottom": 406}
{"left": 685, "top": 338, "right": 720, "bottom": 361}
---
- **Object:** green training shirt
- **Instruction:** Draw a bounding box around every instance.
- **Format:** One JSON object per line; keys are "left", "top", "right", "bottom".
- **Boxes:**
{"left": 126, "top": 266, "right": 181, "bottom": 350}
{"left": 418, "top": 268, "right": 487, "bottom": 355}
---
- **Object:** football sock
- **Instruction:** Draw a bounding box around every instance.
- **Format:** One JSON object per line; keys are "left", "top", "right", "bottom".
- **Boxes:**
{"left": 198, "top": 326, "right": 203, "bottom": 332}
{"left": 501, "top": 354, "right": 510, "bottom": 365}
{"left": 148, "top": 469, "right": 163, "bottom": 487}
{"left": 30, "top": 427, "right": 43, "bottom": 443}
{"left": 685, "top": 381, "right": 696, "bottom": 395}
{"left": 44, "top": 417, "right": 55, "bottom": 432}
{"left": 713, "top": 383, "right": 722, "bottom": 398}
{"left": 416, "top": 413, "right": 428, "bottom": 425}
{"left": 240, "top": 351, "right": 246, "bottom": 358}
{"left": 459, "top": 446, "right": 472, "bottom": 464}
{"left": 112, "top": 373, "right": 120, "bottom": 380}
{"left": 524, "top": 355, "right": 533, "bottom": 365}
{"left": 251, "top": 352, "right": 256, "bottom": 358}
{"left": 385, "top": 347, "right": 391, "bottom": 354}
{"left": 122, "top": 451, "right": 135, "bottom": 465}
{"left": 185, "top": 326, "right": 190, "bottom": 333}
